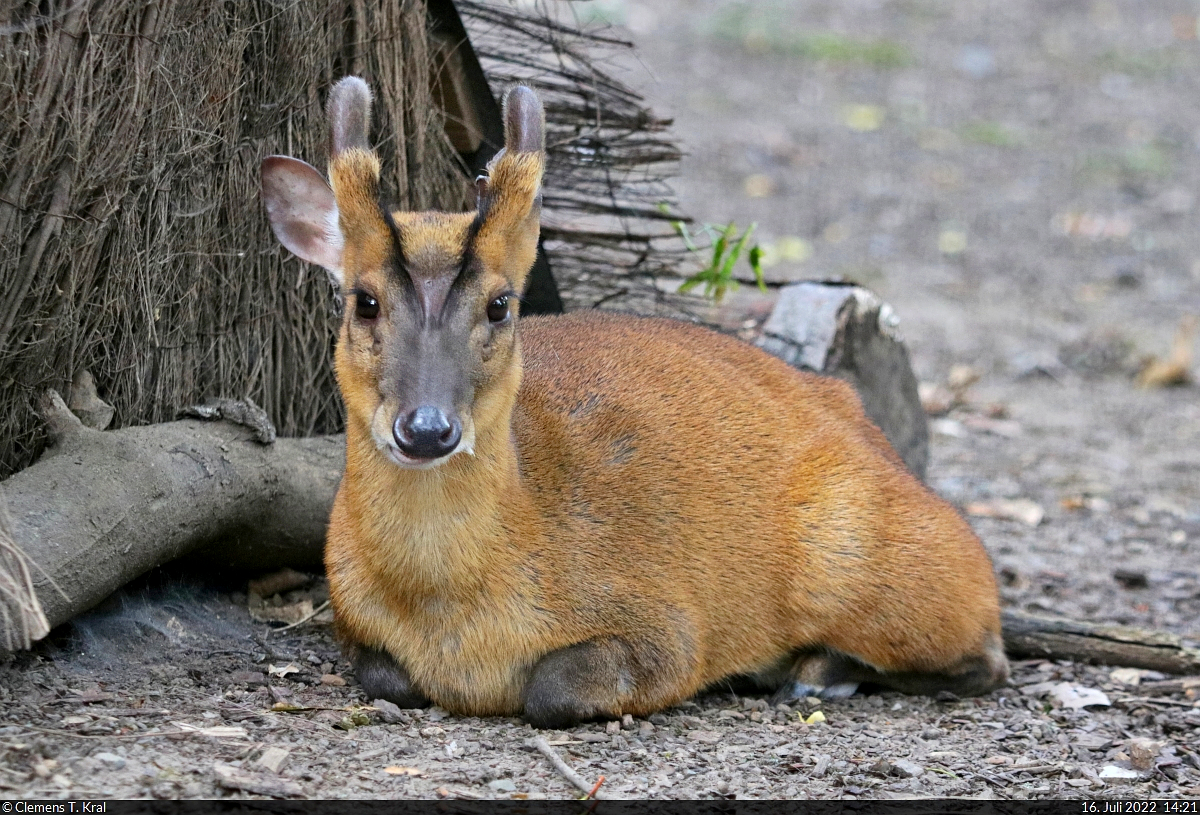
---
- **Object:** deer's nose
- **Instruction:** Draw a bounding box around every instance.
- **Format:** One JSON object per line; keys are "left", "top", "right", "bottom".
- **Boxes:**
{"left": 393, "top": 406, "right": 462, "bottom": 460}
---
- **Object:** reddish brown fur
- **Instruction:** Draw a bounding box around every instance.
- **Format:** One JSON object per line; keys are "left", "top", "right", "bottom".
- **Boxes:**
{"left": 263, "top": 81, "right": 1006, "bottom": 722}
{"left": 327, "top": 307, "right": 1004, "bottom": 716}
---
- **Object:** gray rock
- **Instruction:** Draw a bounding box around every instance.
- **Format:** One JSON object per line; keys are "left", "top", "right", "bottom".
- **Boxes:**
{"left": 892, "top": 758, "right": 925, "bottom": 778}
{"left": 488, "top": 778, "right": 518, "bottom": 792}
{"left": 93, "top": 751, "right": 126, "bottom": 770}
{"left": 757, "top": 282, "right": 929, "bottom": 478}
{"left": 371, "top": 698, "right": 407, "bottom": 724}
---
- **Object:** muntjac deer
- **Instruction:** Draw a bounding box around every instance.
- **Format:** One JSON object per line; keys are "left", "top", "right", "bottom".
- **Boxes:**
{"left": 261, "top": 78, "right": 1008, "bottom": 728}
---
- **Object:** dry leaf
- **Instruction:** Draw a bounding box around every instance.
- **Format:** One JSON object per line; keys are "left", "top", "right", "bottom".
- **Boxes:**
{"left": 251, "top": 599, "right": 315, "bottom": 625}
{"left": 247, "top": 568, "right": 311, "bottom": 598}
{"left": 1050, "top": 682, "right": 1110, "bottom": 710}
{"left": 384, "top": 766, "right": 424, "bottom": 777}
{"left": 965, "top": 498, "right": 1045, "bottom": 527}
{"left": 268, "top": 663, "right": 301, "bottom": 678}
{"left": 271, "top": 701, "right": 307, "bottom": 712}
{"left": 918, "top": 382, "right": 955, "bottom": 416}
{"left": 743, "top": 174, "right": 775, "bottom": 198}
{"left": 946, "top": 364, "right": 981, "bottom": 393}
{"left": 1137, "top": 315, "right": 1196, "bottom": 388}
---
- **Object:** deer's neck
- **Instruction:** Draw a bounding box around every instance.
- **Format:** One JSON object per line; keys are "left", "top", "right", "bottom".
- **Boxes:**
{"left": 341, "top": 414, "right": 525, "bottom": 593}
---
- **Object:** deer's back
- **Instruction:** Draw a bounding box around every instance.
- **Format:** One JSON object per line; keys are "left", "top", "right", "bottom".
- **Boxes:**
{"left": 511, "top": 312, "right": 996, "bottom": 678}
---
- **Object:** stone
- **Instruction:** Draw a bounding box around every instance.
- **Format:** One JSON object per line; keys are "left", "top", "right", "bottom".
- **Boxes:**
{"left": 93, "top": 752, "right": 126, "bottom": 770}
{"left": 257, "top": 747, "right": 290, "bottom": 773}
{"left": 1130, "top": 739, "right": 1162, "bottom": 771}
{"left": 1099, "top": 765, "right": 1140, "bottom": 782}
{"left": 372, "top": 699, "right": 407, "bottom": 724}
{"left": 891, "top": 758, "right": 925, "bottom": 778}
{"left": 757, "top": 282, "right": 929, "bottom": 478}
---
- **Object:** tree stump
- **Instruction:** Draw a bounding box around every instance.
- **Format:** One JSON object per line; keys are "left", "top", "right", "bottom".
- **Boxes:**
{"left": 756, "top": 281, "right": 930, "bottom": 479}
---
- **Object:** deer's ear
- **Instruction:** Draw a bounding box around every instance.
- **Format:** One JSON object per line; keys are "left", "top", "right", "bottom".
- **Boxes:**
{"left": 475, "top": 86, "right": 545, "bottom": 290}
{"left": 261, "top": 156, "right": 344, "bottom": 285}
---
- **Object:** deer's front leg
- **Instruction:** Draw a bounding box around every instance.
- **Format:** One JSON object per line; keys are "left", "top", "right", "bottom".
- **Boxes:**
{"left": 521, "top": 636, "right": 690, "bottom": 729}
{"left": 351, "top": 645, "right": 430, "bottom": 709}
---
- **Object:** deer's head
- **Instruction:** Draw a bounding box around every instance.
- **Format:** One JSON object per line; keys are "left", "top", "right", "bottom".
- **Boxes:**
{"left": 262, "top": 78, "right": 544, "bottom": 468}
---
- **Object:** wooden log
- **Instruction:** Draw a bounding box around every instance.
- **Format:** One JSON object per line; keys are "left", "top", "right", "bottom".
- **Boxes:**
{"left": 1002, "top": 609, "right": 1200, "bottom": 675}
{"left": 756, "top": 281, "right": 930, "bottom": 479}
{"left": 1, "top": 391, "right": 340, "bottom": 645}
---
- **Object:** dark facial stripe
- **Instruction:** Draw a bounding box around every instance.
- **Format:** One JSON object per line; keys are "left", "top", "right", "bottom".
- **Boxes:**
{"left": 438, "top": 211, "right": 487, "bottom": 325}
{"left": 381, "top": 206, "right": 417, "bottom": 297}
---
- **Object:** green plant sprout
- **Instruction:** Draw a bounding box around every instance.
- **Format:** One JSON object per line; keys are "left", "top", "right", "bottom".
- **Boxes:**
{"left": 665, "top": 209, "right": 766, "bottom": 302}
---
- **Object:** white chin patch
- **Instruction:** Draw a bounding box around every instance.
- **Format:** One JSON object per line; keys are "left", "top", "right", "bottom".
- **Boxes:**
{"left": 369, "top": 420, "right": 475, "bottom": 471}
{"left": 373, "top": 436, "right": 455, "bottom": 470}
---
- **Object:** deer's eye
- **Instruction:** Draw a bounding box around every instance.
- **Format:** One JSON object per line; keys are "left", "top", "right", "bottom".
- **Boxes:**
{"left": 354, "top": 292, "right": 379, "bottom": 321}
{"left": 486, "top": 295, "right": 511, "bottom": 324}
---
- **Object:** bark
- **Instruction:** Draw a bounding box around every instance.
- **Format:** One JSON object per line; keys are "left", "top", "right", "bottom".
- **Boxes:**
{"left": 1002, "top": 609, "right": 1200, "bottom": 675}
{"left": 1, "top": 391, "right": 341, "bottom": 642}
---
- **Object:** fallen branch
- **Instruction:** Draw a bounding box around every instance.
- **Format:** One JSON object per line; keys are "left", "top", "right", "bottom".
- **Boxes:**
{"left": 0, "top": 493, "right": 50, "bottom": 651}
{"left": 1002, "top": 609, "right": 1200, "bottom": 675}
{"left": 1, "top": 391, "right": 341, "bottom": 648}
{"left": 532, "top": 735, "right": 613, "bottom": 800}
{"left": 213, "top": 762, "right": 303, "bottom": 799}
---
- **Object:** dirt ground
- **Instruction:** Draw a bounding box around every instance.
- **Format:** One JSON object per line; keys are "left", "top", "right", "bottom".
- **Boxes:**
{"left": 3, "top": 0, "right": 1200, "bottom": 801}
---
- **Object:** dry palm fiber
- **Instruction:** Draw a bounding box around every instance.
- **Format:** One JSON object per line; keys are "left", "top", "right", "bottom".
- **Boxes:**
{"left": 0, "top": 0, "right": 466, "bottom": 478}
{"left": 0, "top": 489, "right": 49, "bottom": 651}
{"left": 0, "top": 0, "right": 688, "bottom": 479}
{"left": 459, "top": 0, "right": 691, "bottom": 313}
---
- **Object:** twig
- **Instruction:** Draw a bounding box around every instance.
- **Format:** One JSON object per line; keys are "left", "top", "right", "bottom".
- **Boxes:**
{"left": 1010, "top": 764, "right": 1063, "bottom": 775}
{"left": 532, "top": 735, "right": 613, "bottom": 800}
{"left": 1119, "top": 696, "right": 1198, "bottom": 708}
{"left": 0, "top": 723, "right": 191, "bottom": 740}
{"left": 271, "top": 599, "right": 331, "bottom": 632}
